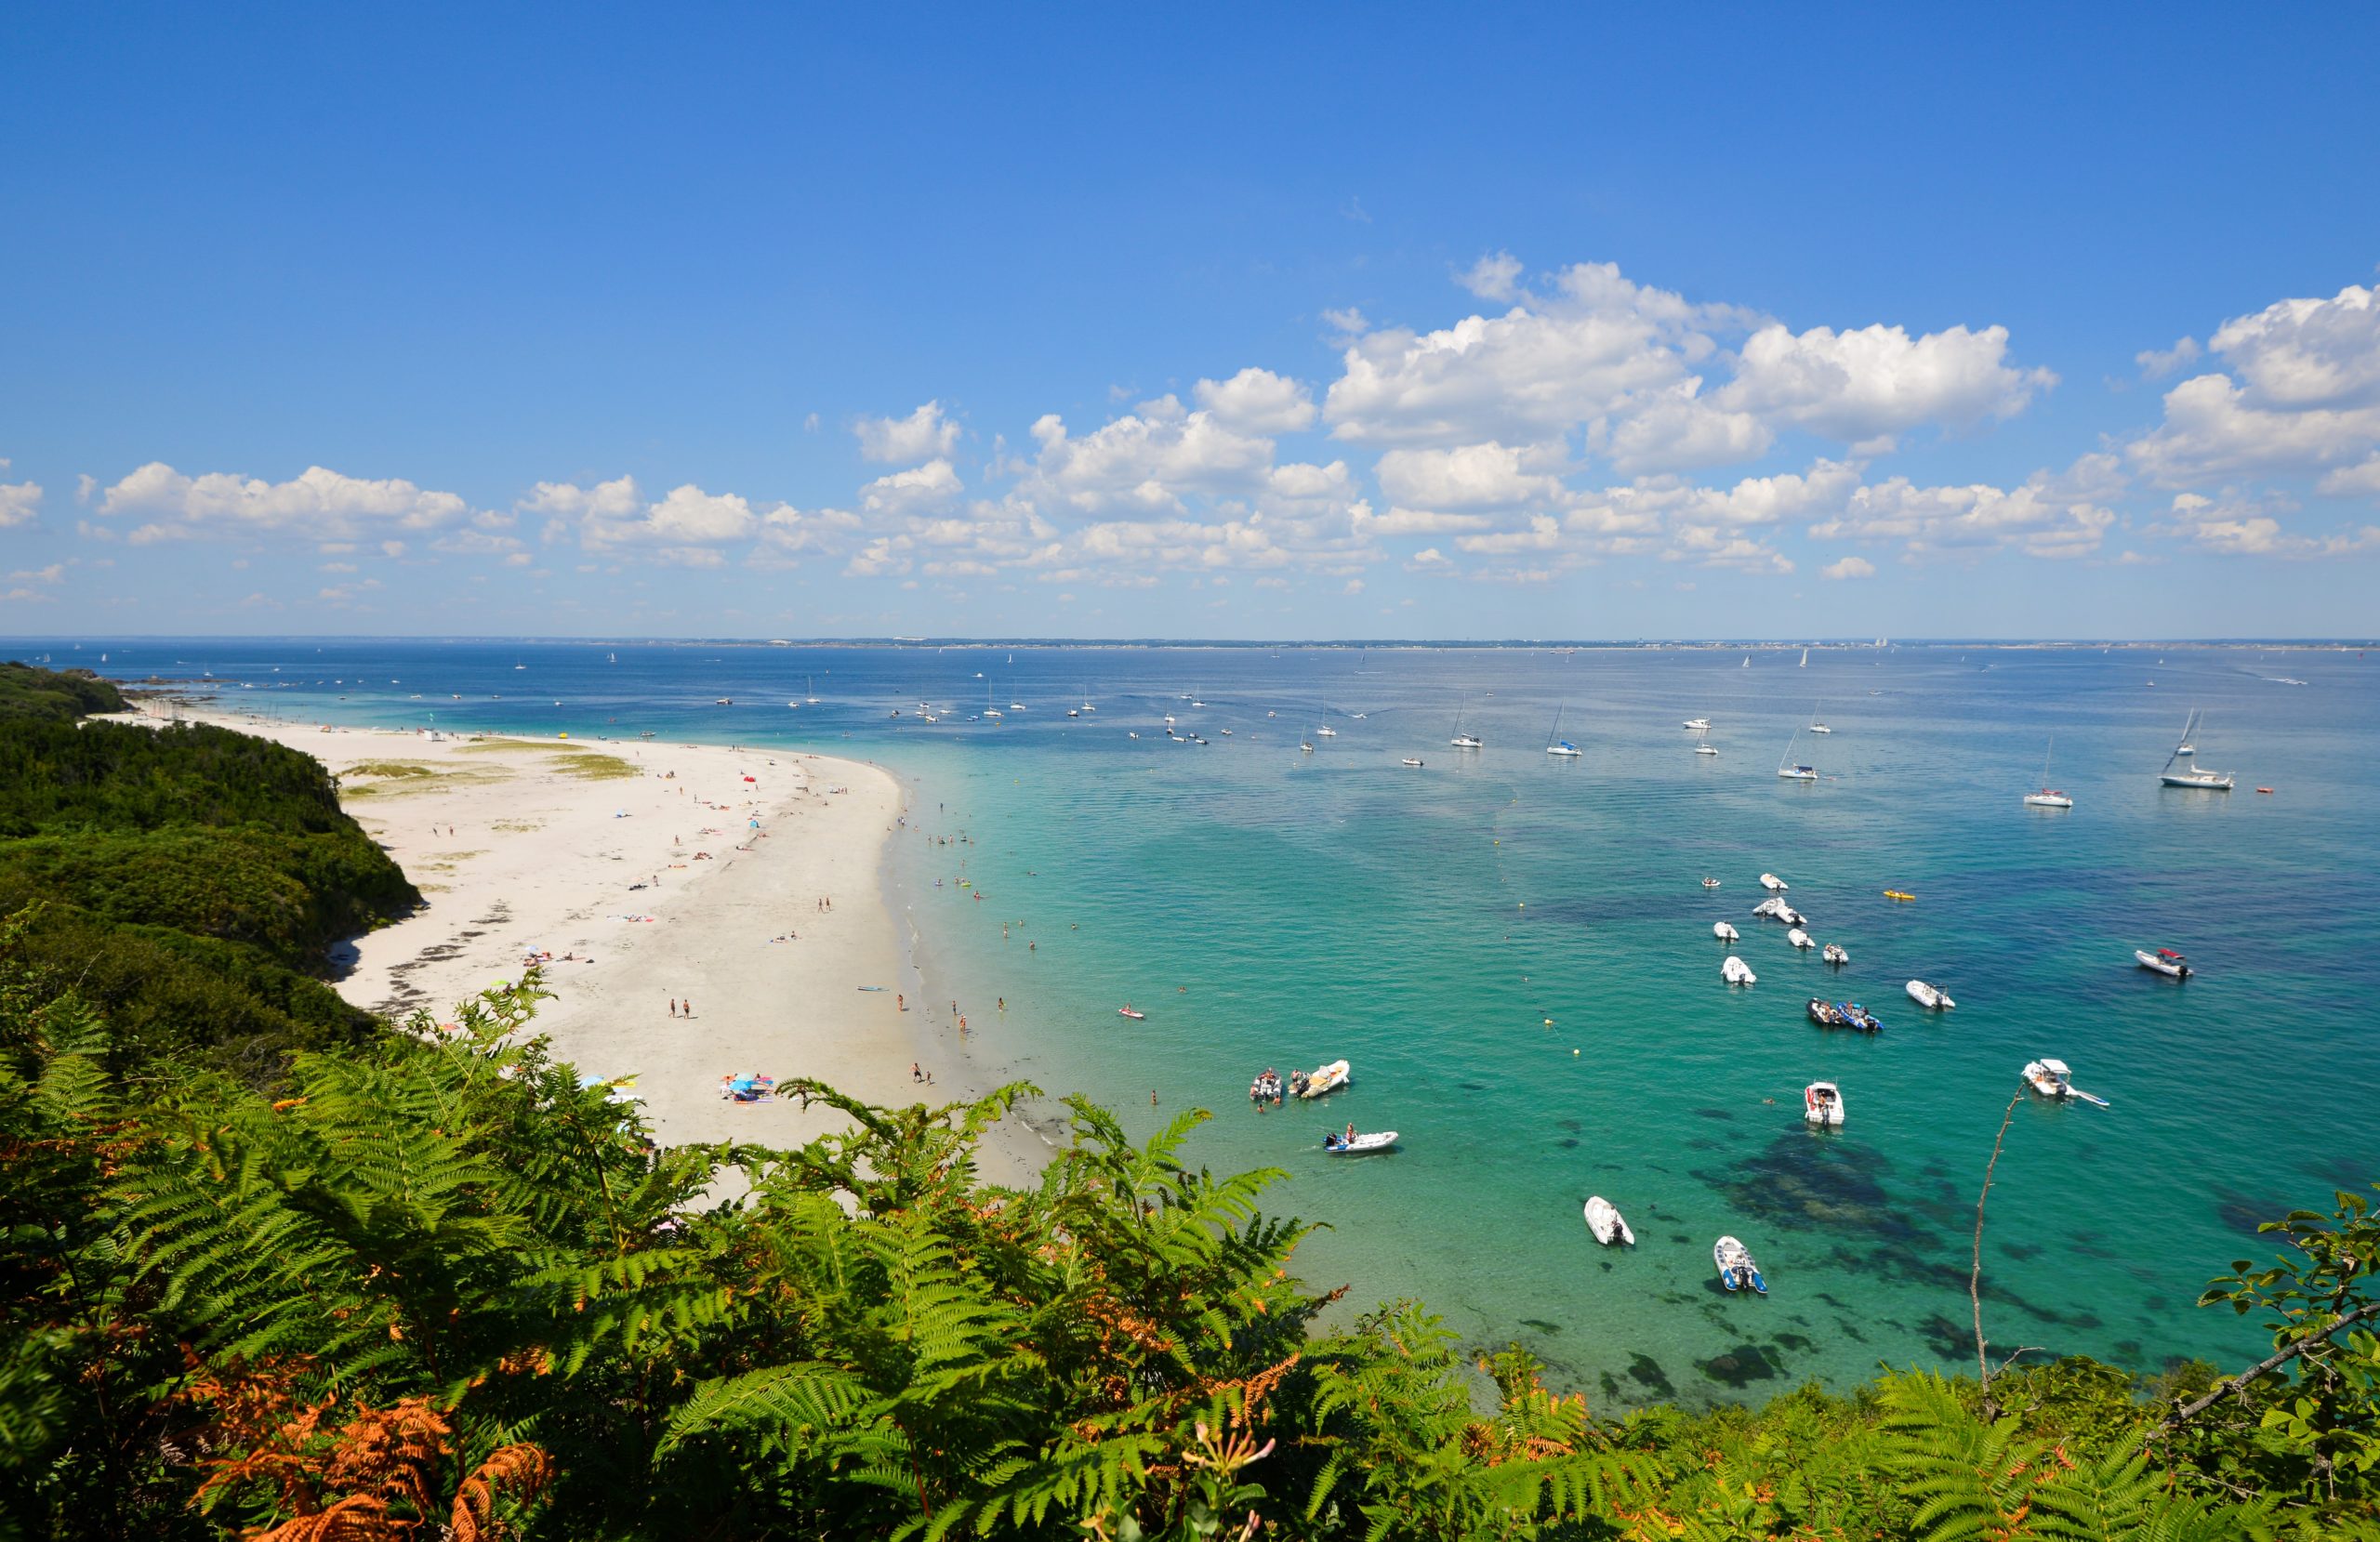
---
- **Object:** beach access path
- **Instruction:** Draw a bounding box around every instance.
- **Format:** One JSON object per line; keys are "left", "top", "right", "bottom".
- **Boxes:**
{"left": 137, "top": 705, "right": 1046, "bottom": 1182}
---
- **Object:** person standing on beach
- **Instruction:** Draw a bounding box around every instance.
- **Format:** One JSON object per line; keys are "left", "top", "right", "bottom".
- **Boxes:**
{"left": 682, "top": 998, "right": 692, "bottom": 1018}
{"left": 668, "top": 999, "right": 677, "bottom": 1018}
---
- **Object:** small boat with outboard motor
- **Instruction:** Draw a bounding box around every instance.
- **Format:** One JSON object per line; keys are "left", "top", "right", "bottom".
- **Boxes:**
{"left": 1721, "top": 956, "right": 1756, "bottom": 986}
{"left": 1713, "top": 921, "right": 1739, "bottom": 942}
{"left": 1714, "top": 1235, "right": 1767, "bottom": 1294}
{"left": 1906, "top": 980, "right": 1955, "bottom": 1010}
{"left": 1293, "top": 1059, "right": 1351, "bottom": 1099}
{"left": 1759, "top": 873, "right": 1789, "bottom": 891}
{"left": 1249, "top": 1069, "right": 1283, "bottom": 1105}
{"left": 1821, "top": 942, "right": 1849, "bottom": 966}
{"left": 1322, "top": 1127, "right": 1398, "bottom": 1154}
{"left": 1807, "top": 998, "right": 1881, "bottom": 1032}
{"left": 1400, "top": 757, "right": 1424, "bottom": 768}
{"left": 1117, "top": 1005, "right": 1145, "bottom": 1021}
{"left": 2135, "top": 947, "right": 2192, "bottom": 980}
{"left": 1583, "top": 1196, "right": 1635, "bottom": 1245}
{"left": 1804, "top": 1080, "right": 1844, "bottom": 1126}
{"left": 1786, "top": 928, "right": 1814, "bottom": 950}
{"left": 1752, "top": 897, "right": 1806, "bottom": 926}
{"left": 2023, "top": 1057, "right": 2109, "bottom": 1106}
{"left": 1701, "top": 876, "right": 1722, "bottom": 889}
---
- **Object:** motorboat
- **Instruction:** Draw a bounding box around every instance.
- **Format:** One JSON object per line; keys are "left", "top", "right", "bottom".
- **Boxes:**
{"left": 1401, "top": 757, "right": 1424, "bottom": 768}
{"left": 1905, "top": 980, "right": 1955, "bottom": 1010}
{"left": 1752, "top": 898, "right": 1805, "bottom": 926}
{"left": 1721, "top": 956, "right": 1756, "bottom": 986}
{"left": 1117, "top": 1005, "right": 1145, "bottom": 1021}
{"left": 2160, "top": 710, "right": 2235, "bottom": 790}
{"left": 1714, "top": 1235, "right": 1766, "bottom": 1294}
{"left": 1759, "top": 873, "right": 1789, "bottom": 891}
{"left": 1249, "top": 1070, "right": 1283, "bottom": 1104}
{"left": 1322, "top": 1128, "right": 1397, "bottom": 1154}
{"left": 1583, "top": 1196, "right": 1635, "bottom": 1245}
{"left": 1821, "top": 942, "right": 1849, "bottom": 967}
{"left": 2023, "top": 1058, "right": 2110, "bottom": 1106}
{"left": 1701, "top": 876, "right": 1722, "bottom": 889}
{"left": 1713, "top": 921, "right": 1739, "bottom": 942}
{"left": 1786, "top": 928, "right": 1814, "bottom": 950}
{"left": 1294, "top": 1059, "right": 1351, "bottom": 1099}
{"left": 1751, "top": 896, "right": 1787, "bottom": 919}
{"left": 2023, "top": 736, "right": 2072, "bottom": 808}
{"left": 1683, "top": 718, "right": 1711, "bottom": 731}
{"left": 1317, "top": 726, "right": 1338, "bottom": 737}
{"left": 2135, "top": 947, "right": 2192, "bottom": 980}
{"left": 1807, "top": 998, "right": 1880, "bottom": 1033}
{"left": 1803, "top": 1081, "right": 1844, "bottom": 1126}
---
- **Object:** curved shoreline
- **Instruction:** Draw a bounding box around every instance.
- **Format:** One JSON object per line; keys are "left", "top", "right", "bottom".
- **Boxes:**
{"left": 136, "top": 701, "right": 1050, "bottom": 1178}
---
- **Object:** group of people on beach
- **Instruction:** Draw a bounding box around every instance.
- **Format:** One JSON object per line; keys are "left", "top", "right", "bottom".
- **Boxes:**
{"left": 667, "top": 998, "right": 694, "bottom": 1018}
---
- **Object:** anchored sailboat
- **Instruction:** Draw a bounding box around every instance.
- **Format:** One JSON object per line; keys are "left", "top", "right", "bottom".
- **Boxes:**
{"left": 1450, "top": 698, "right": 1483, "bottom": 750}
{"left": 2160, "top": 711, "right": 2233, "bottom": 789}
{"left": 1545, "top": 705, "right": 1580, "bottom": 758}
{"left": 2023, "top": 737, "right": 2071, "bottom": 808}
{"left": 1777, "top": 727, "right": 1818, "bottom": 782}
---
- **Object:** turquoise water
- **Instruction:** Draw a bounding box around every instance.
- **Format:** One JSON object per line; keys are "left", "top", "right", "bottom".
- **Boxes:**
{"left": 31, "top": 637, "right": 2378, "bottom": 1408}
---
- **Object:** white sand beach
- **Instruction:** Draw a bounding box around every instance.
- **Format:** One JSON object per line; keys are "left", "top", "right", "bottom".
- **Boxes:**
{"left": 132, "top": 705, "right": 1047, "bottom": 1183}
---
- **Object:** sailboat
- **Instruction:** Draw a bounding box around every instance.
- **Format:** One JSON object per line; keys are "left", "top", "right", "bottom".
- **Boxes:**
{"left": 1799, "top": 648, "right": 1808, "bottom": 668}
{"left": 1079, "top": 686, "right": 1096, "bottom": 714}
{"left": 1450, "top": 699, "right": 1483, "bottom": 750}
{"left": 1544, "top": 705, "right": 1580, "bottom": 758}
{"left": 1808, "top": 701, "right": 1831, "bottom": 734}
{"left": 2023, "top": 738, "right": 2072, "bottom": 809}
{"left": 1741, "top": 654, "right": 1751, "bottom": 668}
{"left": 1777, "top": 727, "right": 1818, "bottom": 782}
{"left": 2161, "top": 711, "right": 2233, "bottom": 789}
{"left": 982, "top": 679, "right": 1002, "bottom": 719}
{"left": 1695, "top": 729, "right": 1718, "bottom": 757}
{"left": 806, "top": 676, "right": 819, "bottom": 704}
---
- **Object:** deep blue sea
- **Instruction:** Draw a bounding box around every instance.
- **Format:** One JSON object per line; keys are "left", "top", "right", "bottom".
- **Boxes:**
{"left": 19, "top": 635, "right": 2378, "bottom": 1409}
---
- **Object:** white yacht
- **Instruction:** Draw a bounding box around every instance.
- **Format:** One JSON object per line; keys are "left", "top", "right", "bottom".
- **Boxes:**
{"left": 1544, "top": 705, "right": 1580, "bottom": 758}
{"left": 1400, "top": 756, "right": 1424, "bottom": 768}
{"left": 1316, "top": 725, "right": 1337, "bottom": 737}
{"left": 1682, "top": 717, "right": 1711, "bottom": 731}
{"left": 2024, "top": 736, "right": 2072, "bottom": 808}
{"left": 1777, "top": 728, "right": 1818, "bottom": 782}
{"left": 2161, "top": 711, "right": 2234, "bottom": 789}
{"left": 1803, "top": 1080, "right": 1844, "bottom": 1126}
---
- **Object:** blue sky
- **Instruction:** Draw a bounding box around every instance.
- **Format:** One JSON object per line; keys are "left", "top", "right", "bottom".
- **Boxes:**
{"left": 5, "top": 6, "right": 2378, "bottom": 639}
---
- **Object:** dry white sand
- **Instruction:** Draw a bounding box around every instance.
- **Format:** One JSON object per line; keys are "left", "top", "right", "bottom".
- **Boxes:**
{"left": 127, "top": 705, "right": 1047, "bottom": 1183}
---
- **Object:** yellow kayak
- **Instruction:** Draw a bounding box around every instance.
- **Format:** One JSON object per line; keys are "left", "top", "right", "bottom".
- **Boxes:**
{"left": 1883, "top": 890, "right": 1916, "bottom": 902}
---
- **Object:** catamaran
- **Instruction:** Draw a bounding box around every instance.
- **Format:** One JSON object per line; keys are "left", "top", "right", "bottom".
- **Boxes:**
{"left": 1777, "top": 728, "right": 1818, "bottom": 782}
{"left": 2023, "top": 737, "right": 2071, "bottom": 808}
{"left": 1544, "top": 705, "right": 1580, "bottom": 758}
{"left": 2161, "top": 711, "right": 2234, "bottom": 789}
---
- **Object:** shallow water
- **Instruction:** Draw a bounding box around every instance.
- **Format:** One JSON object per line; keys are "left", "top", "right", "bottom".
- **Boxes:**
{"left": 35, "top": 636, "right": 2378, "bottom": 1407}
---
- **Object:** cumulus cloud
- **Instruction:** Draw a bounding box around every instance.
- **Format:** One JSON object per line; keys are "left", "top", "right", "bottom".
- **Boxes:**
{"left": 2208, "top": 283, "right": 2380, "bottom": 408}
{"left": 1459, "top": 250, "right": 1525, "bottom": 302}
{"left": 1192, "top": 367, "right": 1317, "bottom": 433}
{"left": 0, "top": 475, "right": 40, "bottom": 529}
{"left": 2128, "top": 283, "right": 2380, "bottom": 489}
{"left": 526, "top": 475, "right": 820, "bottom": 566}
{"left": 1822, "top": 555, "right": 1876, "bottom": 580}
{"left": 1599, "top": 380, "right": 1771, "bottom": 474}
{"left": 2161, "top": 491, "right": 2380, "bottom": 559}
{"left": 2135, "top": 336, "right": 2201, "bottom": 379}
{"left": 861, "top": 458, "right": 964, "bottom": 518}
{"left": 853, "top": 401, "right": 960, "bottom": 464}
{"left": 1025, "top": 398, "right": 1276, "bottom": 516}
{"left": 1715, "top": 323, "right": 2056, "bottom": 443}
{"left": 95, "top": 463, "right": 474, "bottom": 544}
{"left": 1806, "top": 455, "right": 2122, "bottom": 560}
{"left": 1373, "top": 441, "right": 1567, "bottom": 511}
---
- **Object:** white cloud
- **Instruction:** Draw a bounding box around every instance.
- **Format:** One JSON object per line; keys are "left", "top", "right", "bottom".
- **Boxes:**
{"left": 1458, "top": 250, "right": 1524, "bottom": 302}
{"left": 528, "top": 475, "right": 788, "bottom": 561}
{"left": 8, "top": 563, "right": 64, "bottom": 585}
{"left": 1192, "top": 367, "right": 1317, "bottom": 433}
{"left": 2129, "top": 373, "right": 2380, "bottom": 484}
{"left": 1600, "top": 380, "right": 1771, "bottom": 473}
{"left": 1716, "top": 323, "right": 2055, "bottom": 442}
{"left": 2319, "top": 455, "right": 2380, "bottom": 499}
{"left": 853, "top": 401, "right": 960, "bottom": 464}
{"left": 2135, "top": 336, "right": 2201, "bottom": 379}
{"left": 2161, "top": 491, "right": 2380, "bottom": 559}
{"left": 0, "top": 475, "right": 40, "bottom": 529}
{"left": 1355, "top": 507, "right": 1495, "bottom": 537}
{"left": 2208, "top": 283, "right": 2380, "bottom": 408}
{"left": 861, "top": 458, "right": 964, "bottom": 517}
{"left": 95, "top": 463, "right": 474, "bottom": 543}
{"left": 1025, "top": 398, "right": 1276, "bottom": 515}
{"left": 1321, "top": 307, "right": 1368, "bottom": 335}
{"left": 1807, "top": 455, "right": 2121, "bottom": 560}
{"left": 1373, "top": 441, "right": 1567, "bottom": 511}
{"left": 1822, "top": 555, "right": 1876, "bottom": 580}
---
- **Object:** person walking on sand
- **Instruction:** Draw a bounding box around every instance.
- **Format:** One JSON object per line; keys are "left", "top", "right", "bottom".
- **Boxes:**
{"left": 668, "top": 999, "right": 677, "bottom": 1019}
{"left": 681, "top": 998, "right": 692, "bottom": 1018}
{"left": 910, "top": 1061, "right": 921, "bottom": 1083}
{"left": 897, "top": 993, "right": 905, "bottom": 1011}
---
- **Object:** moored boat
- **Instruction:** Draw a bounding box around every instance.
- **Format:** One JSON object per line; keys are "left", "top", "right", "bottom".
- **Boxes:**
{"left": 1808, "top": 998, "right": 1880, "bottom": 1032}
{"left": 1759, "top": 873, "right": 1789, "bottom": 891}
{"left": 1787, "top": 928, "right": 1814, "bottom": 950}
{"left": 1714, "top": 1235, "right": 1766, "bottom": 1294}
{"left": 1294, "top": 1059, "right": 1351, "bottom": 1099}
{"left": 1821, "top": 942, "right": 1849, "bottom": 966}
{"left": 1721, "top": 956, "right": 1756, "bottom": 986}
{"left": 2160, "top": 710, "right": 2235, "bottom": 789}
{"left": 1584, "top": 1196, "right": 1635, "bottom": 1245}
{"left": 1713, "top": 921, "right": 1739, "bottom": 942}
{"left": 1322, "top": 1128, "right": 1398, "bottom": 1154}
{"left": 2023, "top": 1058, "right": 2109, "bottom": 1106}
{"left": 2135, "top": 947, "right": 2192, "bottom": 979}
{"left": 1906, "top": 980, "right": 1955, "bottom": 1010}
{"left": 1117, "top": 1005, "right": 1145, "bottom": 1021}
{"left": 1803, "top": 1080, "right": 1844, "bottom": 1126}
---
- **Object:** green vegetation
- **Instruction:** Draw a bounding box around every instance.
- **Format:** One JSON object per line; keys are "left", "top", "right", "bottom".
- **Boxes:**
{"left": 0, "top": 661, "right": 126, "bottom": 722}
{"left": 2, "top": 662, "right": 2373, "bottom": 1538}
{"left": 0, "top": 663, "right": 416, "bottom": 1070}
{"left": 456, "top": 738, "right": 639, "bottom": 780}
